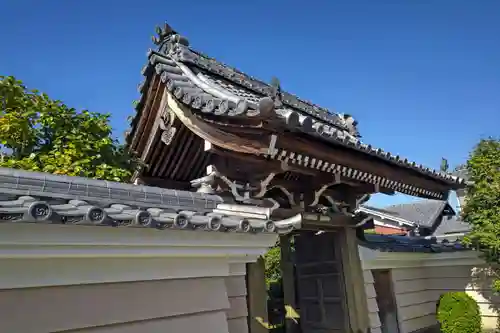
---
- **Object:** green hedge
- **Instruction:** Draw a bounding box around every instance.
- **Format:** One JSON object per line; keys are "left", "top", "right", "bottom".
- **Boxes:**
{"left": 437, "top": 291, "right": 481, "bottom": 333}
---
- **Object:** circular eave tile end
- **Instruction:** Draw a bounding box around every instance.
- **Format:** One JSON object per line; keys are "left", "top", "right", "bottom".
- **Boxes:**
{"left": 300, "top": 116, "right": 313, "bottom": 132}
{"left": 286, "top": 111, "right": 300, "bottom": 129}
{"left": 258, "top": 97, "right": 274, "bottom": 118}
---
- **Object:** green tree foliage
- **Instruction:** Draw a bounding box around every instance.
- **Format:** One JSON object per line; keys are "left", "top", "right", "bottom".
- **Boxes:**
{"left": 462, "top": 139, "right": 500, "bottom": 289}
{"left": 264, "top": 244, "right": 282, "bottom": 286}
{"left": 0, "top": 76, "right": 137, "bottom": 181}
{"left": 437, "top": 292, "right": 481, "bottom": 333}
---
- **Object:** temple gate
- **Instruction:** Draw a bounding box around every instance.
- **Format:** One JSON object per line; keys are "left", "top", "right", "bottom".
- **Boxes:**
{"left": 126, "top": 22, "right": 465, "bottom": 333}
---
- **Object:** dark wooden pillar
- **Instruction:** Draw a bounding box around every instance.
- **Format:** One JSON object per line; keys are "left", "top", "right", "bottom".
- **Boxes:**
{"left": 247, "top": 257, "right": 269, "bottom": 333}
{"left": 280, "top": 234, "right": 301, "bottom": 333}
{"left": 339, "top": 227, "right": 370, "bottom": 332}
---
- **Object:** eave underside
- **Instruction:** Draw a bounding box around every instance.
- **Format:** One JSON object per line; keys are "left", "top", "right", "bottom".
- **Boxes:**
{"left": 128, "top": 80, "right": 455, "bottom": 201}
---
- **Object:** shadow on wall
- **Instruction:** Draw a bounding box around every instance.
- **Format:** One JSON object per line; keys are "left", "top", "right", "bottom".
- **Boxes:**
{"left": 469, "top": 266, "right": 500, "bottom": 332}
{"left": 431, "top": 265, "right": 500, "bottom": 332}
{"left": 371, "top": 262, "right": 500, "bottom": 333}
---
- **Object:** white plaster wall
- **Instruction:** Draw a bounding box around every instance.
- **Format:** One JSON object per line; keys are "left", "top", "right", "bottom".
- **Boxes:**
{"left": 363, "top": 269, "right": 382, "bottom": 333}
{"left": 226, "top": 263, "right": 249, "bottom": 333}
{"left": 0, "top": 223, "right": 278, "bottom": 333}
{"left": 360, "top": 247, "right": 500, "bottom": 333}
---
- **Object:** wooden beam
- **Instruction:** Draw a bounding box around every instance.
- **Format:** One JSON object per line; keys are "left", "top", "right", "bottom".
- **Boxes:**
{"left": 301, "top": 213, "right": 354, "bottom": 229}
{"left": 246, "top": 257, "right": 269, "bottom": 333}
{"left": 140, "top": 118, "right": 161, "bottom": 163}
{"left": 200, "top": 113, "right": 264, "bottom": 131}
{"left": 130, "top": 74, "right": 161, "bottom": 151}
{"left": 167, "top": 93, "right": 267, "bottom": 155}
{"left": 207, "top": 145, "right": 392, "bottom": 195}
{"left": 206, "top": 145, "right": 317, "bottom": 178}
{"left": 279, "top": 133, "right": 450, "bottom": 193}
{"left": 136, "top": 82, "right": 166, "bottom": 154}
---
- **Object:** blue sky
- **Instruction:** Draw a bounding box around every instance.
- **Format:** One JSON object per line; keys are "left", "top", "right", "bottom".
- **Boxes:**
{"left": 1, "top": 0, "right": 498, "bottom": 207}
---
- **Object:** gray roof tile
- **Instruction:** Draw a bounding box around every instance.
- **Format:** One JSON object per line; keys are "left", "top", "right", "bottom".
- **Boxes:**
{"left": 383, "top": 200, "right": 455, "bottom": 228}
{"left": 363, "top": 199, "right": 471, "bottom": 240}
{"left": 360, "top": 205, "right": 412, "bottom": 220}
{"left": 360, "top": 234, "right": 469, "bottom": 253}
{"left": 433, "top": 216, "right": 471, "bottom": 236}
{"left": 0, "top": 167, "right": 299, "bottom": 234}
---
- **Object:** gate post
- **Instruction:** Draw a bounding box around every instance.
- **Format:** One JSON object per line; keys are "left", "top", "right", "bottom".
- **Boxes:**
{"left": 247, "top": 257, "right": 269, "bottom": 333}
{"left": 339, "top": 227, "right": 370, "bottom": 332}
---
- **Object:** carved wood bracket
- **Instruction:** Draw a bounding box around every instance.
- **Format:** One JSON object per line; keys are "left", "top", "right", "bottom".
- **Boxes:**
{"left": 190, "top": 166, "right": 279, "bottom": 210}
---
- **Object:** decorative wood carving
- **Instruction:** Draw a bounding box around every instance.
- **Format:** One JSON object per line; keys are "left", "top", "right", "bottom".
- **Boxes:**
{"left": 309, "top": 175, "right": 341, "bottom": 207}
{"left": 267, "top": 185, "right": 297, "bottom": 207}
{"left": 190, "top": 165, "right": 279, "bottom": 210}
{"left": 159, "top": 105, "right": 177, "bottom": 145}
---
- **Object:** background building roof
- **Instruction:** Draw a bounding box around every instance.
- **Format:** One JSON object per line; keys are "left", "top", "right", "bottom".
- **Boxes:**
{"left": 383, "top": 199, "right": 455, "bottom": 228}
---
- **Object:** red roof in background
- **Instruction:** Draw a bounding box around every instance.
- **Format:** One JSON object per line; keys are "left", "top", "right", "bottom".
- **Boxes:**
{"left": 374, "top": 225, "right": 407, "bottom": 235}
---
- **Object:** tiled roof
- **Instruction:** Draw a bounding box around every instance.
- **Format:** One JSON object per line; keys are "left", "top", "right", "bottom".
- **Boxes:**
{"left": 383, "top": 200, "right": 455, "bottom": 228}
{"left": 433, "top": 216, "right": 471, "bottom": 236}
{"left": 131, "top": 23, "right": 465, "bottom": 192}
{"left": 360, "top": 234, "right": 468, "bottom": 253}
{"left": 358, "top": 205, "right": 416, "bottom": 225}
{"left": 359, "top": 200, "right": 471, "bottom": 252}
{"left": 362, "top": 205, "right": 402, "bottom": 216}
{"left": 142, "top": 50, "right": 353, "bottom": 138}
{"left": 0, "top": 168, "right": 300, "bottom": 234}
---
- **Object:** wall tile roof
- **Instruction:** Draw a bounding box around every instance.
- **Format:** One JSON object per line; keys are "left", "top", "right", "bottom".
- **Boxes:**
{"left": 0, "top": 168, "right": 300, "bottom": 234}
{"left": 360, "top": 234, "right": 469, "bottom": 253}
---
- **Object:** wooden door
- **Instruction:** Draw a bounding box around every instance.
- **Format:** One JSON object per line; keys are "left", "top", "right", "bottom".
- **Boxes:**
{"left": 294, "top": 231, "right": 349, "bottom": 333}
